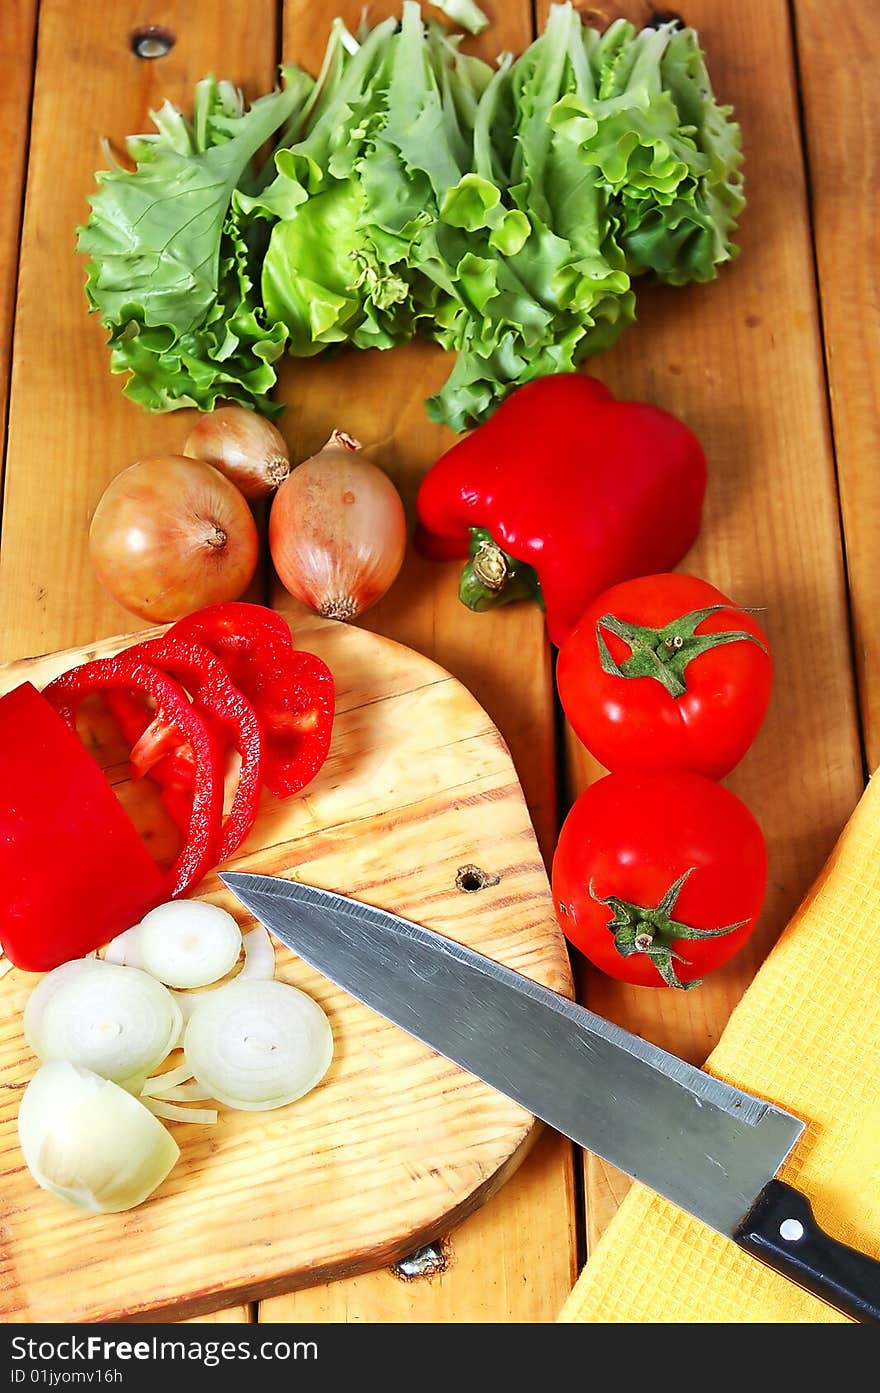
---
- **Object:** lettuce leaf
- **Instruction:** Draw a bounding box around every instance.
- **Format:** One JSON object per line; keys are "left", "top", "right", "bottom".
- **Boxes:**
{"left": 78, "top": 71, "right": 312, "bottom": 410}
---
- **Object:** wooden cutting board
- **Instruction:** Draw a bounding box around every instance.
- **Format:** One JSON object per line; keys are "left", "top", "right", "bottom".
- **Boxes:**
{"left": 0, "top": 612, "right": 573, "bottom": 1323}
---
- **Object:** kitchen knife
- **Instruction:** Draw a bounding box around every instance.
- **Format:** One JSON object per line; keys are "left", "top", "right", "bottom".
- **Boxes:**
{"left": 220, "top": 870, "right": 880, "bottom": 1323}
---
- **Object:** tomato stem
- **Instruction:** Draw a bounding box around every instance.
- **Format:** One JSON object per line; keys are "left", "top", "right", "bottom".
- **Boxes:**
{"left": 589, "top": 869, "right": 750, "bottom": 990}
{"left": 596, "top": 605, "right": 767, "bottom": 699}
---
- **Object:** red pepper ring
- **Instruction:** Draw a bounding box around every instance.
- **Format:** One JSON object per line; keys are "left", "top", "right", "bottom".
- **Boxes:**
{"left": 168, "top": 601, "right": 295, "bottom": 695}
{"left": 42, "top": 656, "right": 223, "bottom": 897}
{"left": 167, "top": 601, "right": 335, "bottom": 800}
{"left": 125, "top": 635, "right": 264, "bottom": 863}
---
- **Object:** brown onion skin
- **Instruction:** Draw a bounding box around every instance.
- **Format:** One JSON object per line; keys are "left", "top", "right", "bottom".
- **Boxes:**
{"left": 183, "top": 406, "right": 290, "bottom": 500}
{"left": 269, "top": 437, "right": 407, "bottom": 621}
{"left": 89, "top": 455, "right": 259, "bottom": 623}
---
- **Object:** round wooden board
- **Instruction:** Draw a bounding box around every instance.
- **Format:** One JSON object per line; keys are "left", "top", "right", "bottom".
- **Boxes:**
{"left": 0, "top": 614, "right": 573, "bottom": 1323}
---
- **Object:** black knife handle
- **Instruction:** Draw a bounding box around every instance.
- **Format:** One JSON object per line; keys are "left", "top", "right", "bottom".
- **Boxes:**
{"left": 733, "top": 1179, "right": 880, "bottom": 1323}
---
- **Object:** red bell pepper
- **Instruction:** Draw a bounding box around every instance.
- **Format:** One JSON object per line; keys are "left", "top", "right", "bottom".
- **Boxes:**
{"left": 43, "top": 654, "right": 224, "bottom": 897}
{"left": 415, "top": 374, "right": 707, "bottom": 647}
{"left": 103, "top": 635, "right": 264, "bottom": 863}
{"left": 168, "top": 602, "right": 335, "bottom": 800}
{"left": 0, "top": 683, "right": 166, "bottom": 971}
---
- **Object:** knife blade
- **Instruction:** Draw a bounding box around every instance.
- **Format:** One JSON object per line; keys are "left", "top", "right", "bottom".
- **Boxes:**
{"left": 221, "top": 870, "right": 880, "bottom": 1322}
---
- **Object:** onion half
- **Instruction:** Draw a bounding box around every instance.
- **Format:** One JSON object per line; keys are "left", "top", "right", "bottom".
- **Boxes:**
{"left": 18, "top": 1060, "right": 179, "bottom": 1213}
{"left": 184, "top": 978, "right": 333, "bottom": 1111}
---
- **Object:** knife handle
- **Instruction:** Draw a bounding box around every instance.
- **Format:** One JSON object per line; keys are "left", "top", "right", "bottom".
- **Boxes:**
{"left": 734, "top": 1179, "right": 880, "bottom": 1323}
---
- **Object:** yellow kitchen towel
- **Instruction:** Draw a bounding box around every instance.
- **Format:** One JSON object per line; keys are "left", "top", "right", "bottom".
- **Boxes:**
{"left": 559, "top": 771, "right": 880, "bottom": 1323}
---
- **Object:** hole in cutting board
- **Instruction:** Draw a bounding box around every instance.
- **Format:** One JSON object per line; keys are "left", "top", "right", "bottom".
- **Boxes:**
{"left": 455, "top": 865, "right": 500, "bottom": 893}
{"left": 130, "top": 26, "right": 175, "bottom": 59}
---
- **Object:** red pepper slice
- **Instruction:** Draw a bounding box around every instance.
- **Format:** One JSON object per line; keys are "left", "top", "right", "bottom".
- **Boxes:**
{"left": 43, "top": 655, "right": 223, "bottom": 897}
{"left": 103, "top": 688, "right": 203, "bottom": 838}
{"left": 168, "top": 601, "right": 295, "bottom": 693}
{"left": 125, "top": 634, "right": 264, "bottom": 862}
{"left": 168, "top": 603, "right": 335, "bottom": 800}
{"left": 0, "top": 683, "right": 167, "bottom": 971}
{"left": 252, "top": 651, "right": 335, "bottom": 799}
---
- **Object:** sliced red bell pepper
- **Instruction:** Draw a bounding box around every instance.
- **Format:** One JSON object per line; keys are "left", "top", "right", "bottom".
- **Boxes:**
{"left": 124, "top": 634, "right": 264, "bottom": 862}
{"left": 0, "top": 682, "right": 167, "bottom": 971}
{"left": 251, "top": 651, "right": 335, "bottom": 799}
{"left": 415, "top": 374, "right": 707, "bottom": 647}
{"left": 43, "top": 655, "right": 223, "bottom": 897}
{"left": 168, "top": 601, "right": 295, "bottom": 693}
{"left": 168, "top": 603, "right": 335, "bottom": 800}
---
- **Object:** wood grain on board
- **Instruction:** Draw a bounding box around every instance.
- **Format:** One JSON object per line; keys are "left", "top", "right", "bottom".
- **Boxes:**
{"left": 0, "top": 617, "right": 572, "bottom": 1323}
{"left": 0, "top": 0, "right": 36, "bottom": 469}
{"left": 534, "top": 0, "right": 864, "bottom": 1247}
{"left": 262, "top": 0, "right": 579, "bottom": 1325}
{"left": 794, "top": 0, "right": 879, "bottom": 770}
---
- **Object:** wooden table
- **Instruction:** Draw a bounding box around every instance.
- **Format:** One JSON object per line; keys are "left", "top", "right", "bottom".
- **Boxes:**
{"left": 0, "top": 0, "right": 874, "bottom": 1323}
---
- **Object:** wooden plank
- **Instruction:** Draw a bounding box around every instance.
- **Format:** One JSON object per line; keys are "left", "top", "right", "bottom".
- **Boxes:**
{"left": 0, "top": 0, "right": 281, "bottom": 1324}
{"left": 0, "top": 617, "right": 570, "bottom": 1323}
{"left": 0, "top": 0, "right": 36, "bottom": 474}
{"left": 534, "top": 0, "right": 864, "bottom": 1249}
{"left": 263, "top": 0, "right": 578, "bottom": 1324}
{"left": 794, "top": 0, "right": 880, "bottom": 768}
{"left": 0, "top": 0, "right": 278, "bottom": 664}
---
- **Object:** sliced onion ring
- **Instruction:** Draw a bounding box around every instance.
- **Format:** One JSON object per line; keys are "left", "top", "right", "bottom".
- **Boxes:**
{"left": 238, "top": 926, "right": 276, "bottom": 980}
{"left": 141, "top": 1062, "right": 195, "bottom": 1098}
{"left": 24, "top": 959, "right": 181, "bottom": 1092}
{"left": 147, "top": 1081, "right": 214, "bottom": 1103}
{"left": 143, "top": 1097, "right": 218, "bottom": 1126}
{"left": 137, "top": 901, "right": 242, "bottom": 989}
{"left": 184, "top": 978, "right": 333, "bottom": 1112}
{"left": 103, "top": 926, "right": 146, "bottom": 969}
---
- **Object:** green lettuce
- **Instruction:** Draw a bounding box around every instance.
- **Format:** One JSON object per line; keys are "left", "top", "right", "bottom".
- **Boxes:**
{"left": 79, "top": 2, "right": 744, "bottom": 427}
{"left": 78, "top": 71, "right": 312, "bottom": 411}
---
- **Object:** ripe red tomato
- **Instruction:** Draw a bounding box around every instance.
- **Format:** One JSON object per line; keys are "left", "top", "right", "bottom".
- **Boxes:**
{"left": 551, "top": 770, "right": 767, "bottom": 989}
{"left": 556, "top": 573, "right": 772, "bottom": 780}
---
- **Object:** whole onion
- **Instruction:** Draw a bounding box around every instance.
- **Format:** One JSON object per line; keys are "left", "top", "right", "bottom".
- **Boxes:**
{"left": 269, "top": 431, "right": 407, "bottom": 621}
{"left": 183, "top": 406, "right": 290, "bottom": 500}
{"left": 89, "top": 455, "right": 259, "bottom": 622}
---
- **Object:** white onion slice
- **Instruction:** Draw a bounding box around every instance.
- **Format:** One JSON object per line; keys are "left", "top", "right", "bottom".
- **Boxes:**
{"left": 184, "top": 979, "right": 333, "bottom": 1112}
{"left": 18, "top": 1060, "right": 179, "bottom": 1212}
{"left": 24, "top": 959, "right": 181, "bottom": 1092}
{"left": 147, "top": 1081, "right": 213, "bottom": 1103}
{"left": 143, "top": 1097, "right": 218, "bottom": 1126}
{"left": 0, "top": 956, "right": 13, "bottom": 979}
{"left": 238, "top": 926, "right": 276, "bottom": 980}
{"left": 141, "top": 1062, "right": 195, "bottom": 1097}
{"left": 137, "top": 901, "right": 242, "bottom": 989}
{"left": 103, "top": 926, "right": 146, "bottom": 969}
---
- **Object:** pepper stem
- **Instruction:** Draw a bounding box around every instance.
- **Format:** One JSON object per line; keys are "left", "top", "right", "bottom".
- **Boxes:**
{"left": 459, "top": 528, "right": 543, "bottom": 615}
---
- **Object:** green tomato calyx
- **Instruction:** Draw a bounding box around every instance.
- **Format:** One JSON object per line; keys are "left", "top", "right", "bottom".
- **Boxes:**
{"left": 589, "top": 868, "right": 748, "bottom": 990}
{"left": 596, "top": 604, "right": 767, "bottom": 699}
